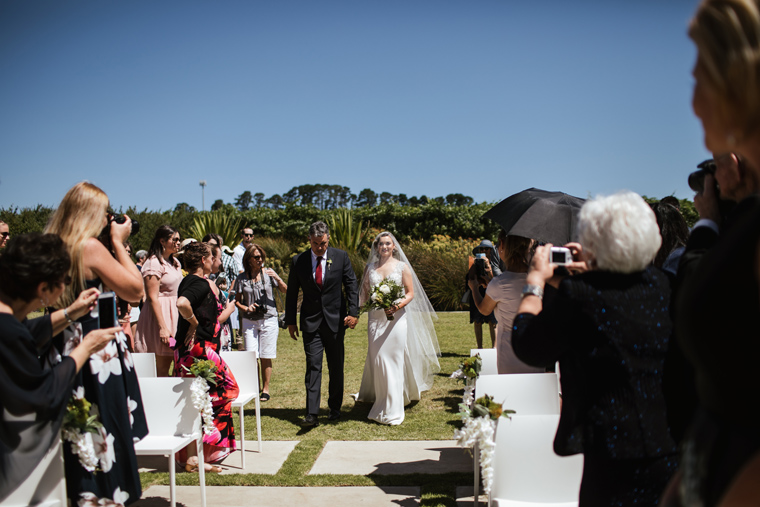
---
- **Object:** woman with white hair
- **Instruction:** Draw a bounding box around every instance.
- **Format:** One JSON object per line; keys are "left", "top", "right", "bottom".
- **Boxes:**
{"left": 511, "top": 191, "right": 678, "bottom": 506}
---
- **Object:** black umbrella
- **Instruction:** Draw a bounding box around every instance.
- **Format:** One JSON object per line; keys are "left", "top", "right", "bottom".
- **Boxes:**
{"left": 483, "top": 188, "right": 586, "bottom": 245}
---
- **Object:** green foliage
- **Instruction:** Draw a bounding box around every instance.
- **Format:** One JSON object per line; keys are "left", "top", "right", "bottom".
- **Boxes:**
{"left": 188, "top": 211, "right": 244, "bottom": 248}
{"left": 0, "top": 205, "right": 53, "bottom": 235}
{"left": 643, "top": 195, "right": 699, "bottom": 228}
{"left": 325, "top": 208, "right": 369, "bottom": 254}
{"left": 405, "top": 236, "right": 478, "bottom": 311}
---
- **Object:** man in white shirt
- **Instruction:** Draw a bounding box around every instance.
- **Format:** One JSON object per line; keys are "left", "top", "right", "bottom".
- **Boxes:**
{"left": 233, "top": 227, "right": 254, "bottom": 273}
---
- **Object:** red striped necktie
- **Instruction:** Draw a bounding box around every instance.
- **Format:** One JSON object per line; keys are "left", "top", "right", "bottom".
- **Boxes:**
{"left": 315, "top": 256, "right": 323, "bottom": 290}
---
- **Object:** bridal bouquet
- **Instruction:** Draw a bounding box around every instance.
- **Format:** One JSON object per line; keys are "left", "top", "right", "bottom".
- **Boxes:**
{"left": 360, "top": 277, "right": 405, "bottom": 320}
{"left": 454, "top": 394, "right": 515, "bottom": 497}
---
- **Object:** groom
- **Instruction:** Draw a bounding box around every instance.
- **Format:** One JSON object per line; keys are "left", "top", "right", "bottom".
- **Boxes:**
{"left": 286, "top": 221, "right": 359, "bottom": 427}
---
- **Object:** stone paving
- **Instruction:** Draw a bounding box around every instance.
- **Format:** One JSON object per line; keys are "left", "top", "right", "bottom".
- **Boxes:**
{"left": 132, "top": 440, "right": 479, "bottom": 507}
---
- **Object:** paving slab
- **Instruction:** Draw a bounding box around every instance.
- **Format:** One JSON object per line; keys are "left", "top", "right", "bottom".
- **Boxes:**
{"left": 455, "top": 486, "right": 489, "bottom": 507}
{"left": 137, "top": 440, "right": 298, "bottom": 475}
{"left": 308, "top": 440, "right": 473, "bottom": 475}
{"left": 133, "top": 485, "right": 420, "bottom": 507}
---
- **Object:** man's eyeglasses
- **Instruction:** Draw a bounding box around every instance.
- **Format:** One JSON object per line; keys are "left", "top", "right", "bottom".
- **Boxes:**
{"left": 243, "top": 234, "right": 254, "bottom": 238}
{"left": 0, "top": 232, "right": 8, "bottom": 239}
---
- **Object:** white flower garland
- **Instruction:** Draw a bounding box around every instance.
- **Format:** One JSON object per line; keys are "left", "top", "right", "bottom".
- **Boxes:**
{"left": 453, "top": 381, "right": 498, "bottom": 497}
{"left": 62, "top": 428, "right": 99, "bottom": 472}
{"left": 190, "top": 376, "right": 215, "bottom": 435}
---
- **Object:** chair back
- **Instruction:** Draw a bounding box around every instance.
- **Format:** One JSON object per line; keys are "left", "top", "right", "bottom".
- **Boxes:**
{"left": 470, "top": 348, "right": 498, "bottom": 376}
{"left": 138, "top": 377, "right": 199, "bottom": 437}
{"left": 132, "top": 352, "right": 157, "bottom": 378}
{"left": 490, "top": 414, "right": 583, "bottom": 503}
{"left": 475, "top": 373, "right": 560, "bottom": 415}
{"left": 220, "top": 351, "right": 259, "bottom": 396}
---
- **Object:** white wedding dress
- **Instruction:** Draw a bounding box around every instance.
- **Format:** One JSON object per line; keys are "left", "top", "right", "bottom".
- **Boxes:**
{"left": 356, "top": 261, "right": 421, "bottom": 425}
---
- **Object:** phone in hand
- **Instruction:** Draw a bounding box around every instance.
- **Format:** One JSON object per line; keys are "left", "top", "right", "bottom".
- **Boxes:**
{"left": 97, "top": 292, "right": 118, "bottom": 329}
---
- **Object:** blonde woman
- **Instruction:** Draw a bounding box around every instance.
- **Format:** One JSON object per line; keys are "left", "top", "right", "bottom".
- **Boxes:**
{"left": 44, "top": 182, "right": 146, "bottom": 506}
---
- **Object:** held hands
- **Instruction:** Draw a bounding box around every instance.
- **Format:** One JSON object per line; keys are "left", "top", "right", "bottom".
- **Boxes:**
{"left": 344, "top": 316, "right": 358, "bottom": 329}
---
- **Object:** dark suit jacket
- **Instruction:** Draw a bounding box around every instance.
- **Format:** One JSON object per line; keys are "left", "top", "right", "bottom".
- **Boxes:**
{"left": 512, "top": 267, "right": 678, "bottom": 460}
{"left": 285, "top": 247, "right": 359, "bottom": 334}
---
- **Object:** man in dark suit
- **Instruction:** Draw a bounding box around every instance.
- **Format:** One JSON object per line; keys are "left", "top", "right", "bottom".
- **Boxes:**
{"left": 286, "top": 221, "right": 359, "bottom": 427}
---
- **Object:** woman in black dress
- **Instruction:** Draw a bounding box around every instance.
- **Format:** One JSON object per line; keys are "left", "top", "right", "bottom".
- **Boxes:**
{"left": 512, "top": 192, "right": 678, "bottom": 506}
{"left": 175, "top": 242, "right": 238, "bottom": 472}
{"left": 0, "top": 233, "right": 121, "bottom": 503}
{"left": 664, "top": 1, "right": 760, "bottom": 503}
{"left": 45, "top": 182, "right": 147, "bottom": 505}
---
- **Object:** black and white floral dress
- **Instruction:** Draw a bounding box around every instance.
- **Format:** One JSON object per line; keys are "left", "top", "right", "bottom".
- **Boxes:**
{"left": 56, "top": 279, "right": 148, "bottom": 506}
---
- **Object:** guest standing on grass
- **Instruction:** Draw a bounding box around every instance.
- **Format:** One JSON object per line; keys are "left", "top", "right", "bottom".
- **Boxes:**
{"left": 511, "top": 192, "right": 678, "bottom": 506}
{"left": 133, "top": 225, "right": 182, "bottom": 377}
{"left": 468, "top": 231, "right": 543, "bottom": 374}
{"left": 286, "top": 221, "right": 359, "bottom": 427}
{"left": 233, "top": 227, "right": 254, "bottom": 273}
{"left": 233, "top": 244, "right": 287, "bottom": 402}
{"left": 174, "top": 242, "right": 238, "bottom": 472}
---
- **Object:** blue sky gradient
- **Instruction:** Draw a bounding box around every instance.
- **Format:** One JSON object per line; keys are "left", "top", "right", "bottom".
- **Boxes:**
{"left": 0, "top": 0, "right": 707, "bottom": 211}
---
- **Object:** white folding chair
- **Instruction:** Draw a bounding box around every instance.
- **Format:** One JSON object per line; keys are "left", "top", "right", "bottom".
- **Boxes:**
{"left": 3, "top": 436, "right": 67, "bottom": 507}
{"left": 132, "top": 352, "right": 157, "bottom": 378}
{"left": 475, "top": 373, "right": 560, "bottom": 416}
{"left": 471, "top": 373, "right": 561, "bottom": 505}
{"left": 489, "top": 415, "right": 583, "bottom": 506}
{"left": 134, "top": 377, "right": 206, "bottom": 507}
{"left": 221, "top": 351, "right": 262, "bottom": 468}
{"left": 471, "top": 348, "right": 498, "bottom": 376}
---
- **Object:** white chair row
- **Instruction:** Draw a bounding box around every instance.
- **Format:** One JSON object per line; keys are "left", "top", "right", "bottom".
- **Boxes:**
{"left": 468, "top": 372, "right": 562, "bottom": 506}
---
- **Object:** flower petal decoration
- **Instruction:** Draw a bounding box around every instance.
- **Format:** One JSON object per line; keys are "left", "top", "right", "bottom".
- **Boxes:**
{"left": 89, "top": 340, "right": 122, "bottom": 384}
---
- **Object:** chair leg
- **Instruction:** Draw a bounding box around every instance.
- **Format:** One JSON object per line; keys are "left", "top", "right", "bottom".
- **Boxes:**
{"left": 198, "top": 437, "right": 206, "bottom": 507}
{"left": 255, "top": 395, "right": 262, "bottom": 453}
{"left": 168, "top": 455, "right": 175, "bottom": 507}
{"left": 238, "top": 405, "right": 246, "bottom": 469}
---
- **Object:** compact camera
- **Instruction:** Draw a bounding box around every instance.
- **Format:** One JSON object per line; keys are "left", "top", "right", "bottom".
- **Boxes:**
{"left": 550, "top": 247, "right": 572, "bottom": 265}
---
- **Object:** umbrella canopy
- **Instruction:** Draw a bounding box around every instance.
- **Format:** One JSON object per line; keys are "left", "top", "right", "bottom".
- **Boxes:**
{"left": 483, "top": 188, "right": 586, "bottom": 245}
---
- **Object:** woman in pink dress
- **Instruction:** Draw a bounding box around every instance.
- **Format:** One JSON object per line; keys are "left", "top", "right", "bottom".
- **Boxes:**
{"left": 134, "top": 225, "right": 182, "bottom": 376}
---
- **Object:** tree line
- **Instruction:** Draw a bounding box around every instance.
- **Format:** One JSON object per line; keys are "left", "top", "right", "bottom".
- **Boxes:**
{"left": 219, "top": 184, "right": 475, "bottom": 211}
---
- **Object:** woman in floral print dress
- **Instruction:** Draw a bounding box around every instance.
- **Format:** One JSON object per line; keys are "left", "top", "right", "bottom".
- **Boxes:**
{"left": 45, "top": 182, "right": 147, "bottom": 506}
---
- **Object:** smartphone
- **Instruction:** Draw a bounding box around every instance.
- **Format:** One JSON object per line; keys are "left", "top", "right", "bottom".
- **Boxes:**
{"left": 97, "top": 292, "right": 117, "bottom": 329}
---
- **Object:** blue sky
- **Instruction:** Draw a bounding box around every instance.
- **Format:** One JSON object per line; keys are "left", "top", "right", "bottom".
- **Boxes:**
{"left": 0, "top": 0, "right": 707, "bottom": 212}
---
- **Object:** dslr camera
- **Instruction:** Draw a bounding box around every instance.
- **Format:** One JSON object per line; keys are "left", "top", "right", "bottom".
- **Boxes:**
{"left": 110, "top": 214, "right": 140, "bottom": 236}
{"left": 688, "top": 159, "right": 718, "bottom": 196}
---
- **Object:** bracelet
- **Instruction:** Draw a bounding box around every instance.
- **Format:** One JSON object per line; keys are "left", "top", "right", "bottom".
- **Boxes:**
{"left": 63, "top": 307, "right": 75, "bottom": 324}
{"left": 521, "top": 284, "right": 544, "bottom": 300}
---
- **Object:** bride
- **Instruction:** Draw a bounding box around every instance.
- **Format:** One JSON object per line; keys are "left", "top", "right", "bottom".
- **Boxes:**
{"left": 354, "top": 232, "right": 441, "bottom": 425}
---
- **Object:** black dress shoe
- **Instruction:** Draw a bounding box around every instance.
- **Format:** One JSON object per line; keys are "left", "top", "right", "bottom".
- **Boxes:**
{"left": 300, "top": 414, "right": 319, "bottom": 427}
{"left": 327, "top": 411, "right": 341, "bottom": 421}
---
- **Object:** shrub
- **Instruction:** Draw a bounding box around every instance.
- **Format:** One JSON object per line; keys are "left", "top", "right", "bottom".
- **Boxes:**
{"left": 188, "top": 211, "right": 244, "bottom": 247}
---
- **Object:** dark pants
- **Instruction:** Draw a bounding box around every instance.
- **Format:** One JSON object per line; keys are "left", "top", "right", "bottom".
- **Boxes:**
{"left": 303, "top": 320, "right": 345, "bottom": 416}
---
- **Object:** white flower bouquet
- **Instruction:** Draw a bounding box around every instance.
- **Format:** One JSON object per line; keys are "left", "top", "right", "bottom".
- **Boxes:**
{"left": 360, "top": 277, "right": 405, "bottom": 320}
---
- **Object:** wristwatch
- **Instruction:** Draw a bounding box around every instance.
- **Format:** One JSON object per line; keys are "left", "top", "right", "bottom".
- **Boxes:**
{"left": 521, "top": 284, "right": 544, "bottom": 300}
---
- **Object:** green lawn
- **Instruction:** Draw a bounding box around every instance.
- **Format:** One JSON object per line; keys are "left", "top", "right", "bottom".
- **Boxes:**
{"left": 141, "top": 311, "right": 480, "bottom": 506}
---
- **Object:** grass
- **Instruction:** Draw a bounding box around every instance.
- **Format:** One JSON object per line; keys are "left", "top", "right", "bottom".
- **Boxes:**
{"left": 140, "top": 311, "right": 480, "bottom": 506}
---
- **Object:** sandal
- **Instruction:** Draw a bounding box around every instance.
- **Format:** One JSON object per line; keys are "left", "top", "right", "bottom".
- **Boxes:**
{"left": 260, "top": 392, "right": 270, "bottom": 402}
{"left": 184, "top": 457, "right": 223, "bottom": 474}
